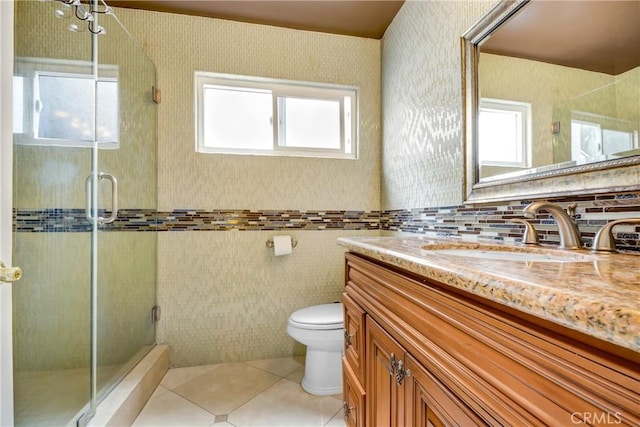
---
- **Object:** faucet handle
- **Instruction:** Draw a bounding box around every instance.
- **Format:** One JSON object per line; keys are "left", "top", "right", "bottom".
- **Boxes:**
{"left": 591, "top": 218, "right": 640, "bottom": 253}
{"left": 511, "top": 218, "right": 540, "bottom": 245}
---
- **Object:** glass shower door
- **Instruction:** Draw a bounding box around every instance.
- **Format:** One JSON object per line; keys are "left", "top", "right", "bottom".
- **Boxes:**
{"left": 12, "top": 1, "right": 157, "bottom": 424}
{"left": 12, "top": 1, "right": 95, "bottom": 424}
{"left": 94, "top": 8, "right": 157, "bottom": 402}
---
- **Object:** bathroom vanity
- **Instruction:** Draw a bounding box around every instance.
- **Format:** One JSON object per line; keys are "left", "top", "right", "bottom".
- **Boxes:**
{"left": 339, "top": 236, "right": 639, "bottom": 426}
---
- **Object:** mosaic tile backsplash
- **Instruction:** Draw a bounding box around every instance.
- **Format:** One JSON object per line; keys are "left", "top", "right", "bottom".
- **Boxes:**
{"left": 382, "top": 192, "right": 640, "bottom": 252}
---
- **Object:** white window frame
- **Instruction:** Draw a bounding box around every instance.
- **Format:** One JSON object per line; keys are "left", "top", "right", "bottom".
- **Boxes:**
{"left": 478, "top": 98, "right": 531, "bottom": 168}
{"left": 195, "top": 72, "right": 358, "bottom": 159}
{"left": 13, "top": 57, "right": 119, "bottom": 149}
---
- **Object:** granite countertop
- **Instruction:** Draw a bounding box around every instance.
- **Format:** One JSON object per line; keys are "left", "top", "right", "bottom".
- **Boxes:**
{"left": 337, "top": 236, "right": 640, "bottom": 352}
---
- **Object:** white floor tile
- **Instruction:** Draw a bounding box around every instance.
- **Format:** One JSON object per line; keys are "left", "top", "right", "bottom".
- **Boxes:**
{"left": 134, "top": 357, "right": 344, "bottom": 427}
{"left": 246, "top": 357, "right": 304, "bottom": 378}
{"left": 228, "top": 379, "right": 343, "bottom": 427}
{"left": 325, "top": 411, "right": 347, "bottom": 427}
{"left": 173, "top": 363, "right": 280, "bottom": 415}
{"left": 148, "top": 384, "right": 170, "bottom": 400}
{"left": 132, "top": 390, "right": 216, "bottom": 426}
{"left": 160, "top": 364, "right": 220, "bottom": 389}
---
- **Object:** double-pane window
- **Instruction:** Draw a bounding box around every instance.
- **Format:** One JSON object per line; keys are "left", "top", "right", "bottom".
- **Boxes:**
{"left": 195, "top": 73, "right": 358, "bottom": 159}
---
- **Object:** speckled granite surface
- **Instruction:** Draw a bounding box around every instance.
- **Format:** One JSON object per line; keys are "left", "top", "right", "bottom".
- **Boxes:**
{"left": 338, "top": 236, "right": 640, "bottom": 352}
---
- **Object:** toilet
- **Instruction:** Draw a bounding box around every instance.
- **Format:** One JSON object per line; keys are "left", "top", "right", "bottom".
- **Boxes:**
{"left": 287, "top": 302, "right": 344, "bottom": 395}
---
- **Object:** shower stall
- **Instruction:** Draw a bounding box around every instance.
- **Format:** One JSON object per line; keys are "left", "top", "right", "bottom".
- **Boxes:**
{"left": 12, "top": 0, "right": 157, "bottom": 424}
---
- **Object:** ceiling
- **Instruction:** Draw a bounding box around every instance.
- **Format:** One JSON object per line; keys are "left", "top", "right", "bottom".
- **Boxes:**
{"left": 107, "top": 0, "right": 405, "bottom": 39}
{"left": 481, "top": 0, "right": 640, "bottom": 76}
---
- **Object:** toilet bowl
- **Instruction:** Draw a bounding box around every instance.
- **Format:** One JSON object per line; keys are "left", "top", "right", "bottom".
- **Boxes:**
{"left": 287, "top": 302, "right": 344, "bottom": 395}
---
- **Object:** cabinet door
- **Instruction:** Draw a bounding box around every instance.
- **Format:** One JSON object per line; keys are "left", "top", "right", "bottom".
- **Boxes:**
{"left": 366, "top": 316, "right": 405, "bottom": 427}
{"left": 343, "top": 358, "right": 366, "bottom": 427}
{"left": 404, "top": 355, "right": 486, "bottom": 427}
{"left": 343, "top": 293, "right": 366, "bottom": 383}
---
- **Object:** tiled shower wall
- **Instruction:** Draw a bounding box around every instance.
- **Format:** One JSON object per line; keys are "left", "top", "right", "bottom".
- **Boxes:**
{"left": 13, "top": 0, "right": 156, "bottom": 371}
{"left": 115, "top": 8, "right": 382, "bottom": 367}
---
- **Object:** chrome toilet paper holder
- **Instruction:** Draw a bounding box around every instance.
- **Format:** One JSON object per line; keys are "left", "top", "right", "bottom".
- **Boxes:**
{"left": 266, "top": 237, "right": 298, "bottom": 248}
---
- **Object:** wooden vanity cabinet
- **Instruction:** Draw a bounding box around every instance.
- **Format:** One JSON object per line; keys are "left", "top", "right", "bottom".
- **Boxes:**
{"left": 342, "top": 252, "right": 640, "bottom": 426}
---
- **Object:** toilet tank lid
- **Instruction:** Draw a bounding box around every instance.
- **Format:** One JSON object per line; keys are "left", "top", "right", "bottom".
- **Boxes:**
{"left": 289, "top": 303, "right": 343, "bottom": 327}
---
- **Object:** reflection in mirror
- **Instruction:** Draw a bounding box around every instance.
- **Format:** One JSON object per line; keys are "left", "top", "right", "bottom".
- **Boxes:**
{"left": 477, "top": 0, "right": 639, "bottom": 182}
{"left": 463, "top": 0, "right": 640, "bottom": 203}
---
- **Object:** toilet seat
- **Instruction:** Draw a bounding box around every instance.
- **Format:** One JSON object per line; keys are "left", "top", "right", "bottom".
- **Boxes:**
{"left": 288, "top": 303, "right": 343, "bottom": 330}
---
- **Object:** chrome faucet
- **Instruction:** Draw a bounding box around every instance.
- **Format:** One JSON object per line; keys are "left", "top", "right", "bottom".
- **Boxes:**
{"left": 523, "top": 202, "right": 583, "bottom": 249}
{"left": 510, "top": 218, "right": 540, "bottom": 245}
{"left": 591, "top": 218, "right": 640, "bottom": 253}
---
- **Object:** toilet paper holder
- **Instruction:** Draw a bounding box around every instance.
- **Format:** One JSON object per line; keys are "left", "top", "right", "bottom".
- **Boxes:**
{"left": 266, "top": 237, "right": 298, "bottom": 248}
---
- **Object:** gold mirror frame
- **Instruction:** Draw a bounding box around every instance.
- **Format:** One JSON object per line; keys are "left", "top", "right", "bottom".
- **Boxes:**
{"left": 462, "top": 0, "right": 640, "bottom": 204}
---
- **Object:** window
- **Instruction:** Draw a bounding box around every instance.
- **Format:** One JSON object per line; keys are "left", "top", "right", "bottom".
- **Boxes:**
{"left": 571, "top": 112, "right": 639, "bottom": 162}
{"left": 478, "top": 98, "right": 531, "bottom": 168}
{"left": 195, "top": 72, "right": 358, "bottom": 159}
{"left": 13, "top": 57, "right": 119, "bottom": 148}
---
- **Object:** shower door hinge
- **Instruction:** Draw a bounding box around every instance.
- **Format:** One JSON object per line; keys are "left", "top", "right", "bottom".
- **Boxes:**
{"left": 151, "top": 305, "right": 161, "bottom": 324}
{"left": 152, "top": 86, "right": 161, "bottom": 104}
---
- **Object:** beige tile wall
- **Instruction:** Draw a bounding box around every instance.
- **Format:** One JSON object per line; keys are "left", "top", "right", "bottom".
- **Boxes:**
{"left": 116, "top": 8, "right": 381, "bottom": 212}
{"left": 115, "top": 8, "right": 382, "bottom": 366}
{"left": 615, "top": 67, "right": 639, "bottom": 123}
{"left": 381, "top": 0, "right": 495, "bottom": 210}
{"left": 156, "top": 229, "right": 372, "bottom": 367}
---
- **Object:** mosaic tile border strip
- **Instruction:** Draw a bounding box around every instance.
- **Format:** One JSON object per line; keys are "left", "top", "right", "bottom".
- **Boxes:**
{"left": 13, "top": 209, "right": 381, "bottom": 232}
{"left": 382, "top": 192, "right": 640, "bottom": 252}
{"left": 13, "top": 209, "right": 156, "bottom": 233}
{"left": 13, "top": 192, "right": 640, "bottom": 250}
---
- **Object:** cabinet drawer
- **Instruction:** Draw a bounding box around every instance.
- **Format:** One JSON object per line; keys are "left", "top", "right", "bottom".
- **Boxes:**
{"left": 343, "top": 292, "right": 366, "bottom": 383}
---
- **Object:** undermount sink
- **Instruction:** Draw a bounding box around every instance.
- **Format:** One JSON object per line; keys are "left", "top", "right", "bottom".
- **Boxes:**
{"left": 431, "top": 248, "right": 595, "bottom": 263}
{"left": 420, "top": 242, "right": 596, "bottom": 263}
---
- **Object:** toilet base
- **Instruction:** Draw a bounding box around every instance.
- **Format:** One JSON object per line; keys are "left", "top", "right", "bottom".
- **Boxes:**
{"left": 301, "top": 348, "right": 343, "bottom": 395}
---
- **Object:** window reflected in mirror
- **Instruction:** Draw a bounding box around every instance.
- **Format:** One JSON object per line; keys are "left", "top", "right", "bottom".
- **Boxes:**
{"left": 478, "top": 98, "right": 531, "bottom": 178}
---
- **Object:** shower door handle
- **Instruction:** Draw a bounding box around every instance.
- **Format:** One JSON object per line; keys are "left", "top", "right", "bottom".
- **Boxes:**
{"left": 85, "top": 172, "right": 119, "bottom": 225}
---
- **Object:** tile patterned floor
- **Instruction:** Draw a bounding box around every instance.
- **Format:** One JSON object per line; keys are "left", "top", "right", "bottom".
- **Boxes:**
{"left": 133, "top": 357, "right": 346, "bottom": 427}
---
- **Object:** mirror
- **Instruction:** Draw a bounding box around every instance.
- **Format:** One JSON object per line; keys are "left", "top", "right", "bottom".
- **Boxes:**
{"left": 462, "top": 0, "right": 640, "bottom": 203}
